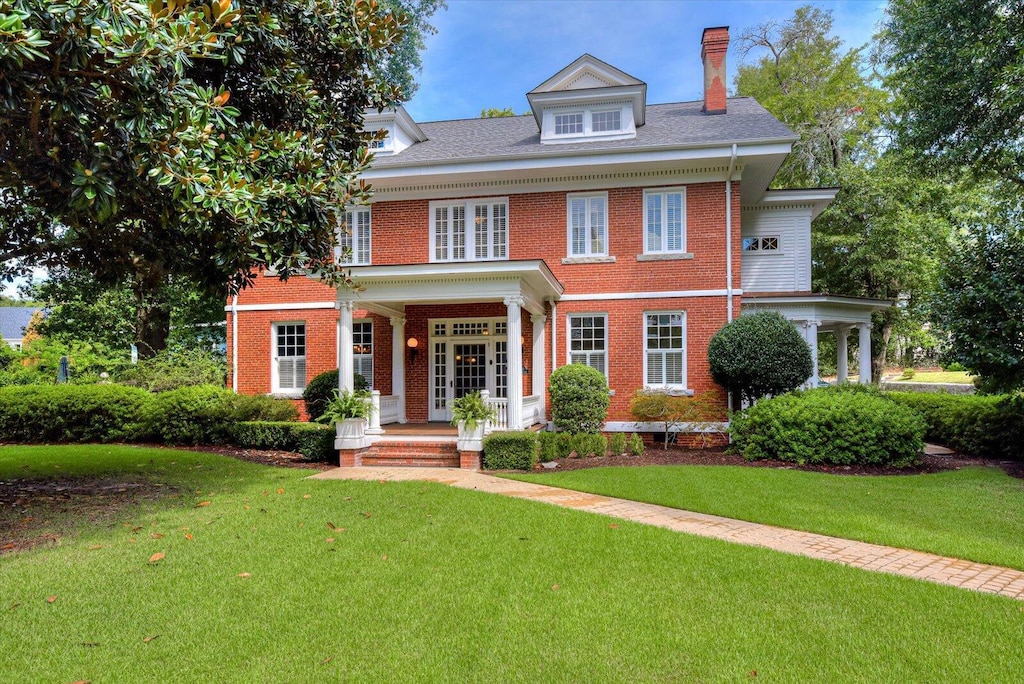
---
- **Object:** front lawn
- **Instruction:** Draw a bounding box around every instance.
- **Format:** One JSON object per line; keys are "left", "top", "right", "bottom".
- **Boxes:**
{"left": 2, "top": 445, "right": 1023, "bottom": 681}
{"left": 892, "top": 370, "right": 974, "bottom": 383}
{"left": 509, "top": 464, "right": 1024, "bottom": 570}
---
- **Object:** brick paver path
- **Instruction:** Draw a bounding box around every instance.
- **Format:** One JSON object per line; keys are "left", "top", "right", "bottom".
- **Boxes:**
{"left": 311, "top": 466, "right": 1024, "bottom": 601}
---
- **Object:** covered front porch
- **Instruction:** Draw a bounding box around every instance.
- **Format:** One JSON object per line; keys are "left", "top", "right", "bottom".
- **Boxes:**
{"left": 335, "top": 260, "right": 564, "bottom": 435}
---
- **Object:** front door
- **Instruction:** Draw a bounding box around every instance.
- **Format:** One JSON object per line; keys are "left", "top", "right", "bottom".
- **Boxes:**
{"left": 428, "top": 318, "right": 508, "bottom": 422}
{"left": 453, "top": 344, "right": 487, "bottom": 399}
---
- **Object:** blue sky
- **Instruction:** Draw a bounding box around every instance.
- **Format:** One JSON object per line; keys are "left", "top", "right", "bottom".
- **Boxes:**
{"left": 406, "top": 0, "right": 887, "bottom": 122}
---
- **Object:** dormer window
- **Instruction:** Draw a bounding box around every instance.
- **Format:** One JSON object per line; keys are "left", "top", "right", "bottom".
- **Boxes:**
{"left": 368, "top": 131, "right": 391, "bottom": 151}
{"left": 544, "top": 104, "right": 631, "bottom": 143}
{"left": 592, "top": 109, "right": 620, "bottom": 132}
{"left": 360, "top": 106, "right": 427, "bottom": 157}
{"left": 555, "top": 112, "right": 584, "bottom": 135}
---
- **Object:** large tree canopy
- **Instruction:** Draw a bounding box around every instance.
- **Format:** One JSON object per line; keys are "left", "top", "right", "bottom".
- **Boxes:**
{"left": 0, "top": 0, "right": 409, "bottom": 355}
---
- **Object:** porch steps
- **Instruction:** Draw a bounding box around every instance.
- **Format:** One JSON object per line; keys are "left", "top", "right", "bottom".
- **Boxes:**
{"left": 360, "top": 440, "right": 461, "bottom": 468}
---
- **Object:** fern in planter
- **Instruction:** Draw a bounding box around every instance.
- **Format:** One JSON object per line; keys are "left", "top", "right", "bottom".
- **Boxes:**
{"left": 317, "top": 389, "right": 372, "bottom": 425}
{"left": 450, "top": 391, "right": 496, "bottom": 430}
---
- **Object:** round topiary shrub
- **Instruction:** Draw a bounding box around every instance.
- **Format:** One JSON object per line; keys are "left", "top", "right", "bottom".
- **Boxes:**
{"left": 303, "top": 369, "right": 368, "bottom": 422}
{"left": 730, "top": 388, "right": 926, "bottom": 467}
{"left": 708, "top": 311, "right": 813, "bottom": 404}
{"left": 548, "top": 363, "right": 609, "bottom": 434}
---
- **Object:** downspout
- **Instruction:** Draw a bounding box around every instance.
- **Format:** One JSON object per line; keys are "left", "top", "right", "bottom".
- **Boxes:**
{"left": 230, "top": 295, "right": 239, "bottom": 392}
{"left": 549, "top": 298, "right": 558, "bottom": 373}
{"left": 725, "top": 143, "right": 737, "bottom": 322}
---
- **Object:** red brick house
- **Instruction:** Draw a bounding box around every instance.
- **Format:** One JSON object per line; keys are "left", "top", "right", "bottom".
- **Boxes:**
{"left": 226, "top": 28, "right": 887, "bottom": 464}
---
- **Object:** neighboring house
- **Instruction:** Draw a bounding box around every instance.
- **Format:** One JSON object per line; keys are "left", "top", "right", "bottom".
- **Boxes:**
{"left": 227, "top": 27, "right": 888, "bottom": 455}
{"left": 0, "top": 306, "right": 39, "bottom": 351}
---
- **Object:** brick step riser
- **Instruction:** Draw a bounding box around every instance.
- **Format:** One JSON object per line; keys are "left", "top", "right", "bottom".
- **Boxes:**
{"left": 361, "top": 457, "right": 460, "bottom": 468}
{"left": 369, "top": 449, "right": 458, "bottom": 458}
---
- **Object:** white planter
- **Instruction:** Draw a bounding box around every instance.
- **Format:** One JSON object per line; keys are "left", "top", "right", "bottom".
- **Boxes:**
{"left": 456, "top": 420, "right": 486, "bottom": 452}
{"left": 335, "top": 418, "right": 371, "bottom": 450}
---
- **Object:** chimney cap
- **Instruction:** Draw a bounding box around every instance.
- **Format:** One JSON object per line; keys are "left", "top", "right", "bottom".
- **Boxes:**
{"left": 702, "top": 26, "right": 730, "bottom": 41}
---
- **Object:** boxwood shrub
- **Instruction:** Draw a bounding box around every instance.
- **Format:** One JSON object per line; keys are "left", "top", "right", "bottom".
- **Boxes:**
{"left": 886, "top": 392, "right": 1024, "bottom": 459}
{"left": 569, "top": 433, "right": 608, "bottom": 458}
{"left": 730, "top": 388, "right": 926, "bottom": 467}
{"left": 144, "top": 385, "right": 238, "bottom": 445}
{"left": 548, "top": 364, "right": 609, "bottom": 434}
{"left": 231, "top": 421, "right": 335, "bottom": 462}
{"left": 537, "top": 431, "right": 572, "bottom": 461}
{"left": 482, "top": 431, "right": 538, "bottom": 470}
{"left": 0, "top": 384, "right": 152, "bottom": 443}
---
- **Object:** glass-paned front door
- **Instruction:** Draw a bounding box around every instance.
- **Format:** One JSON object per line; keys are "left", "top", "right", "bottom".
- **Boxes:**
{"left": 428, "top": 318, "right": 510, "bottom": 422}
{"left": 453, "top": 344, "right": 487, "bottom": 398}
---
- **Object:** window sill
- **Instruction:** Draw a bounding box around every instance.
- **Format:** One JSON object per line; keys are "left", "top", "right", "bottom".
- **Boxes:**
{"left": 642, "top": 387, "right": 694, "bottom": 397}
{"left": 562, "top": 256, "right": 616, "bottom": 265}
{"left": 636, "top": 253, "right": 694, "bottom": 262}
{"left": 270, "top": 391, "right": 304, "bottom": 399}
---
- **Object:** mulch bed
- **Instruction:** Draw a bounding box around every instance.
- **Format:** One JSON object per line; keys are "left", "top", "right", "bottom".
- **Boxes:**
{"left": 181, "top": 445, "right": 335, "bottom": 471}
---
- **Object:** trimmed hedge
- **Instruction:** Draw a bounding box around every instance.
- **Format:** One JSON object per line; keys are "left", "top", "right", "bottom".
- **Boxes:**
{"left": 887, "top": 392, "right": 1024, "bottom": 460}
{"left": 569, "top": 433, "right": 608, "bottom": 458}
{"left": 144, "top": 385, "right": 238, "bottom": 445}
{"left": 548, "top": 364, "right": 609, "bottom": 434}
{"left": 0, "top": 384, "right": 151, "bottom": 443}
{"left": 537, "top": 431, "right": 572, "bottom": 461}
{"left": 482, "top": 431, "right": 538, "bottom": 470}
{"left": 232, "top": 421, "right": 335, "bottom": 462}
{"left": 731, "top": 388, "right": 926, "bottom": 467}
{"left": 303, "top": 369, "right": 368, "bottom": 422}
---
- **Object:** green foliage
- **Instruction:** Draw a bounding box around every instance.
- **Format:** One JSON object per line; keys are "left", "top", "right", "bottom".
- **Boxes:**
{"left": 548, "top": 364, "right": 610, "bottom": 434}
{"left": 377, "top": 0, "right": 447, "bottom": 100}
{"left": 568, "top": 433, "right": 608, "bottom": 458}
{"left": 303, "top": 370, "right": 368, "bottom": 423}
{"left": 730, "top": 388, "right": 926, "bottom": 467}
{"left": 318, "top": 389, "right": 372, "bottom": 424}
{"left": 482, "top": 431, "right": 538, "bottom": 471}
{"left": 115, "top": 350, "right": 226, "bottom": 392}
{"left": 0, "top": 385, "right": 152, "bottom": 443}
{"left": 944, "top": 362, "right": 966, "bottom": 373}
{"left": 449, "top": 391, "right": 496, "bottom": 430}
{"left": 0, "top": 341, "right": 15, "bottom": 371}
{"left": 144, "top": 385, "right": 238, "bottom": 445}
{"left": 708, "top": 312, "right": 812, "bottom": 404}
{"left": 480, "top": 107, "right": 516, "bottom": 118}
{"left": 228, "top": 394, "right": 299, "bottom": 423}
{"left": 899, "top": 368, "right": 916, "bottom": 381}
{"left": 886, "top": 392, "right": 1024, "bottom": 460}
{"left": 609, "top": 433, "right": 627, "bottom": 456}
{"left": 231, "top": 421, "right": 334, "bottom": 461}
{"left": 628, "top": 432, "right": 645, "bottom": 456}
{"left": 537, "top": 431, "right": 573, "bottom": 461}
{"left": 0, "top": 337, "right": 129, "bottom": 386}
{"left": 629, "top": 390, "right": 724, "bottom": 449}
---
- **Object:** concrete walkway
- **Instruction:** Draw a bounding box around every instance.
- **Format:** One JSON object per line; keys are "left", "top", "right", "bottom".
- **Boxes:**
{"left": 311, "top": 466, "right": 1024, "bottom": 601}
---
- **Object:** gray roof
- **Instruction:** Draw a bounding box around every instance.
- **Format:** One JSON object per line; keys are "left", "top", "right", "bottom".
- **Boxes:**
{"left": 371, "top": 98, "right": 796, "bottom": 169}
{"left": 0, "top": 306, "right": 39, "bottom": 341}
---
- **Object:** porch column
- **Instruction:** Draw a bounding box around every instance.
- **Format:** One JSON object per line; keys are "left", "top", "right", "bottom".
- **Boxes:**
{"left": 802, "top": 320, "right": 820, "bottom": 388}
{"left": 505, "top": 295, "right": 524, "bottom": 430}
{"left": 338, "top": 301, "right": 354, "bottom": 394}
{"left": 836, "top": 326, "right": 850, "bottom": 384}
{"left": 390, "top": 316, "right": 407, "bottom": 423}
{"left": 858, "top": 322, "right": 872, "bottom": 384}
{"left": 531, "top": 313, "right": 547, "bottom": 418}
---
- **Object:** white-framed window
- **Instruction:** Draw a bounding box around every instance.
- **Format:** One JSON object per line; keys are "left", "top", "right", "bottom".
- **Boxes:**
{"left": 567, "top": 193, "right": 608, "bottom": 257}
{"left": 431, "top": 197, "right": 508, "bottom": 262}
{"left": 366, "top": 127, "right": 392, "bottom": 153}
{"left": 568, "top": 313, "right": 607, "bottom": 375}
{"left": 546, "top": 105, "right": 629, "bottom": 141}
{"left": 554, "top": 111, "right": 584, "bottom": 135}
{"left": 742, "top": 236, "right": 780, "bottom": 252}
{"left": 591, "top": 109, "right": 621, "bottom": 133}
{"left": 353, "top": 320, "right": 373, "bottom": 387}
{"left": 273, "top": 322, "right": 306, "bottom": 393}
{"left": 339, "top": 207, "right": 371, "bottom": 265}
{"left": 644, "top": 312, "right": 686, "bottom": 389}
{"left": 644, "top": 188, "right": 686, "bottom": 254}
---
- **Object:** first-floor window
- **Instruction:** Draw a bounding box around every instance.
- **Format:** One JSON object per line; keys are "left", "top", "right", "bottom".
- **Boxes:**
{"left": 353, "top": 321, "right": 373, "bottom": 387}
{"left": 274, "top": 322, "right": 306, "bottom": 392}
{"left": 569, "top": 313, "right": 607, "bottom": 375}
{"left": 644, "top": 312, "right": 685, "bottom": 388}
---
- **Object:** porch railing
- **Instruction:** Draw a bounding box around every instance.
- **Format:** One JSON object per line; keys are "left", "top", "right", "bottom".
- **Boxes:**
{"left": 479, "top": 390, "right": 508, "bottom": 433}
{"left": 379, "top": 394, "right": 401, "bottom": 425}
{"left": 521, "top": 394, "right": 542, "bottom": 429}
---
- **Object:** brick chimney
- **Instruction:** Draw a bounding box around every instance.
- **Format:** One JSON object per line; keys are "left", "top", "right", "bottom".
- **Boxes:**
{"left": 701, "top": 27, "right": 729, "bottom": 115}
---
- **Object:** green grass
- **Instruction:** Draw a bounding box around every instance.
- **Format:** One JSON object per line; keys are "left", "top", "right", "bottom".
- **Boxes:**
{"left": 1, "top": 446, "right": 1023, "bottom": 681}
{"left": 892, "top": 370, "right": 974, "bottom": 383}
{"left": 508, "top": 464, "right": 1024, "bottom": 571}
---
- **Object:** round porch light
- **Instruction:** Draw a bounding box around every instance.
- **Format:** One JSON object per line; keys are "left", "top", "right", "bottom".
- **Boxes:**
{"left": 406, "top": 337, "right": 419, "bottom": 349}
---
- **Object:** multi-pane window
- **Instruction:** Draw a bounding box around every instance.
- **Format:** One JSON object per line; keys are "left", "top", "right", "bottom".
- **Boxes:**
{"left": 274, "top": 323, "right": 306, "bottom": 392}
{"left": 742, "top": 236, "right": 780, "bottom": 252}
{"left": 432, "top": 199, "right": 508, "bottom": 262}
{"left": 339, "top": 207, "right": 371, "bottom": 265}
{"left": 592, "top": 110, "right": 621, "bottom": 132}
{"left": 645, "top": 189, "right": 686, "bottom": 254}
{"left": 569, "top": 314, "right": 607, "bottom": 375}
{"left": 554, "top": 112, "right": 584, "bottom": 135}
{"left": 645, "top": 312, "right": 685, "bottom": 388}
{"left": 568, "top": 194, "right": 608, "bottom": 257}
{"left": 353, "top": 321, "right": 373, "bottom": 388}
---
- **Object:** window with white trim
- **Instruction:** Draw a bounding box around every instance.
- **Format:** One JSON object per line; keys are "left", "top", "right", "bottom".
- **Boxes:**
{"left": 569, "top": 314, "right": 607, "bottom": 375}
{"left": 353, "top": 321, "right": 373, "bottom": 387}
{"left": 273, "top": 322, "right": 306, "bottom": 393}
{"left": 644, "top": 312, "right": 686, "bottom": 389}
{"left": 554, "top": 112, "right": 584, "bottom": 135}
{"left": 644, "top": 188, "right": 686, "bottom": 254}
{"left": 567, "top": 193, "right": 607, "bottom": 257}
{"left": 742, "top": 236, "right": 780, "bottom": 252}
{"left": 339, "top": 207, "right": 371, "bottom": 265}
{"left": 431, "top": 198, "right": 508, "bottom": 262}
{"left": 367, "top": 127, "right": 392, "bottom": 153}
{"left": 545, "top": 105, "right": 630, "bottom": 142}
{"left": 591, "top": 109, "right": 621, "bottom": 132}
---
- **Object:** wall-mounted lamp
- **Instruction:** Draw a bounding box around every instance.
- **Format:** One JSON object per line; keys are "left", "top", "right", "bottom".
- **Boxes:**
{"left": 407, "top": 336, "right": 419, "bottom": 363}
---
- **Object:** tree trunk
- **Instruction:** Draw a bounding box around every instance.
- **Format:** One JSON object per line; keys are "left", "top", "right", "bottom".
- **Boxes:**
{"left": 871, "top": 321, "right": 892, "bottom": 384}
{"left": 131, "top": 260, "right": 171, "bottom": 359}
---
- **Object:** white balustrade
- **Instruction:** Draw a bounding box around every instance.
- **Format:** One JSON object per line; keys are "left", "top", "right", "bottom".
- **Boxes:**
{"left": 521, "top": 394, "right": 542, "bottom": 429}
{"left": 482, "top": 392, "right": 509, "bottom": 433}
{"left": 379, "top": 395, "right": 401, "bottom": 425}
{"left": 366, "top": 390, "right": 383, "bottom": 435}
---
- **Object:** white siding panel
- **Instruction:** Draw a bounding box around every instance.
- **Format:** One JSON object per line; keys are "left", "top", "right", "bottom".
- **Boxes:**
{"left": 741, "top": 208, "right": 813, "bottom": 293}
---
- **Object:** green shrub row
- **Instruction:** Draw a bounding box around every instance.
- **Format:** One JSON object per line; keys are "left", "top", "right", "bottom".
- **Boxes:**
{"left": 482, "top": 431, "right": 538, "bottom": 471}
{"left": 536, "top": 431, "right": 645, "bottom": 460}
{"left": 886, "top": 392, "right": 1024, "bottom": 459}
{"left": 730, "top": 387, "right": 926, "bottom": 467}
{"left": 231, "top": 421, "right": 335, "bottom": 462}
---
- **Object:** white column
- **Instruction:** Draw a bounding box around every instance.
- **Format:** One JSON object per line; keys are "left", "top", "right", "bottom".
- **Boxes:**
{"left": 366, "top": 390, "right": 383, "bottom": 434}
{"left": 531, "top": 313, "right": 547, "bottom": 419}
{"left": 505, "top": 295, "right": 524, "bottom": 430}
{"left": 836, "top": 326, "right": 850, "bottom": 384}
{"left": 390, "top": 316, "right": 406, "bottom": 423}
{"left": 338, "top": 301, "right": 354, "bottom": 394}
{"left": 858, "top": 322, "right": 872, "bottom": 384}
{"left": 803, "top": 320, "right": 820, "bottom": 388}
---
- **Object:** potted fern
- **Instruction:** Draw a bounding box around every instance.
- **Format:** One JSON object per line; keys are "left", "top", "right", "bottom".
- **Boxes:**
{"left": 319, "top": 389, "right": 373, "bottom": 449}
{"left": 450, "top": 391, "right": 497, "bottom": 451}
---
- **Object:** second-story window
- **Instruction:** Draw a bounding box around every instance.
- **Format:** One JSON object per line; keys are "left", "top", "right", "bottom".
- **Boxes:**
{"left": 591, "top": 109, "right": 621, "bottom": 132}
{"left": 567, "top": 193, "right": 608, "bottom": 257}
{"left": 339, "top": 207, "right": 371, "bottom": 265}
{"left": 431, "top": 198, "right": 508, "bottom": 262}
{"left": 554, "top": 112, "right": 584, "bottom": 135}
{"left": 644, "top": 188, "right": 686, "bottom": 254}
